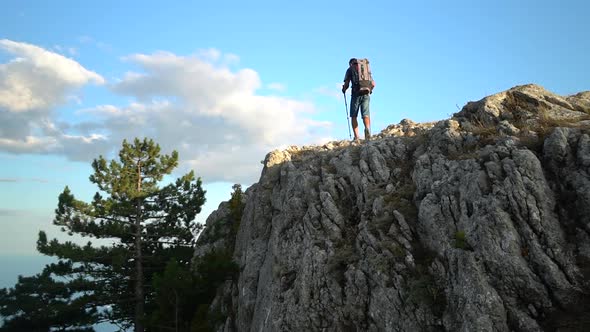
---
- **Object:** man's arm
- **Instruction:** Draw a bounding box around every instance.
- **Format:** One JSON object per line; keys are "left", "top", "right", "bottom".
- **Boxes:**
{"left": 342, "top": 68, "right": 351, "bottom": 93}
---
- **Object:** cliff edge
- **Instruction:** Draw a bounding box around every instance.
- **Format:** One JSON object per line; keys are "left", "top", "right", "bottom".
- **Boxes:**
{"left": 196, "top": 84, "right": 590, "bottom": 332}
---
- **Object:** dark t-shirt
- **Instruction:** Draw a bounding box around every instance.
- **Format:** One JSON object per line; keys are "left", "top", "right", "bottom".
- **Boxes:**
{"left": 343, "top": 67, "right": 359, "bottom": 95}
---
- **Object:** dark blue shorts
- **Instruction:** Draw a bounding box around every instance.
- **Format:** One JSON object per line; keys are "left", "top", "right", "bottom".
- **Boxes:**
{"left": 350, "top": 94, "right": 370, "bottom": 118}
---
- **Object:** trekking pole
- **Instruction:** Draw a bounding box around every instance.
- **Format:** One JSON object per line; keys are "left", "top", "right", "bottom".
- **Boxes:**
{"left": 343, "top": 92, "right": 352, "bottom": 139}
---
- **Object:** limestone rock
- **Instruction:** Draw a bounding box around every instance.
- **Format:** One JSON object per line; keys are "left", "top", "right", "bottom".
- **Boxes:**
{"left": 195, "top": 84, "right": 590, "bottom": 332}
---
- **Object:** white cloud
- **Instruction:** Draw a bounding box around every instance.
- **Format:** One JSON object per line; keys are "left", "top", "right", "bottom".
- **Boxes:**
{"left": 0, "top": 39, "right": 105, "bottom": 154}
{"left": 0, "top": 135, "right": 58, "bottom": 153}
{"left": 0, "top": 178, "right": 48, "bottom": 184}
{"left": 78, "top": 104, "right": 121, "bottom": 116}
{"left": 315, "top": 83, "right": 345, "bottom": 100}
{"left": 195, "top": 48, "right": 240, "bottom": 66}
{"left": 106, "top": 50, "right": 331, "bottom": 182}
{"left": 0, "top": 44, "right": 333, "bottom": 184}
{"left": 53, "top": 45, "right": 78, "bottom": 56}
{"left": 223, "top": 53, "right": 240, "bottom": 66}
{"left": 196, "top": 48, "right": 222, "bottom": 62}
{"left": 267, "top": 82, "right": 286, "bottom": 92}
{"left": 0, "top": 39, "right": 104, "bottom": 91}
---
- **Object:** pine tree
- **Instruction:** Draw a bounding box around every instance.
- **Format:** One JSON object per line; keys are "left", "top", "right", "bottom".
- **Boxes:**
{"left": 228, "top": 184, "right": 244, "bottom": 239}
{"left": 142, "top": 184, "right": 244, "bottom": 331}
{"left": 148, "top": 260, "right": 200, "bottom": 331}
{"left": 35, "top": 138, "right": 206, "bottom": 331}
{"left": 0, "top": 262, "right": 98, "bottom": 331}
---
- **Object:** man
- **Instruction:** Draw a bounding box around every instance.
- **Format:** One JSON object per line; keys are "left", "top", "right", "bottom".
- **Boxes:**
{"left": 342, "top": 58, "right": 375, "bottom": 140}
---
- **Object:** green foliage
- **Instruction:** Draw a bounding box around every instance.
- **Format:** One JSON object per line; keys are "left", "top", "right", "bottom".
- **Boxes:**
{"left": 328, "top": 244, "right": 358, "bottom": 272}
{"left": 146, "top": 249, "right": 239, "bottom": 332}
{"left": 381, "top": 241, "right": 406, "bottom": 259}
{"left": 0, "top": 264, "right": 98, "bottom": 331}
{"left": 368, "top": 215, "right": 393, "bottom": 235}
{"left": 454, "top": 231, "right": 472, "bottom": 250}
{"left": 461, "top": 110, "right": 590, "bottom": 156}
{"left": 327, "top": 244, "right": 359, "bottom": 287}
{"left": 190, "top": 250, "right": 239, "bottom": 331}
{"left": 193, "top": 250, "right": 239, "bottom": 299}
{"left": 406, "top": 273, "right": 445, "bottom": 312}
{"left": 148, "top": 185, "right": 243, "bottom": 331}
{"left": 200, "top": 184, "right": 244, "bottom": 246}
{"left": 228, "top": 184, "right": 245, "bottom": 240}
{"left": 191, "top": 304, "right": 213, "bottom": 332}
{"left": 384, "top": 182, "right": 418, "bottom": 222}
{"left": 469, "top": 117, "right": 498, "bottom": 144}
{"left": 190, "top": 305, "right": 227, "bottom": 332}
{"left": 405, "top": 243, "right": 446, "bottom": 317}
{"left": 369, "top": 254, "right": 394, "bottom": 274}
{"left": 147, "top": 260, "right": 201, "bottom": 332}
{"left": 1, "top": 137, "right": 207, "bottom": 331}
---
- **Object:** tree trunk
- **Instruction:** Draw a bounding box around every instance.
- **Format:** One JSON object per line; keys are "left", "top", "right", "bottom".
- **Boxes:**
{"left": 134, "top": 161, "right": 144, "bottom": 332}
{"left": 134, "top": 211, "right": 144, "bottom": 332}
{"left": 174, "top": 289, "right": 179, "bottom": 332}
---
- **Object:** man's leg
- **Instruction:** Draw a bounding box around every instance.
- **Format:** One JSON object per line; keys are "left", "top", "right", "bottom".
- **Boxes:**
{"left": 360, "top": 95, "right": 371, "bottom": 139}
{"left": 350, "top": 94, "right": 360, "bottom": 140}
{"left": 351, "top": 117, "right": 360, "bottom": 139}
{"left": 362, "top": 116, "right": 371, "bottom": 139}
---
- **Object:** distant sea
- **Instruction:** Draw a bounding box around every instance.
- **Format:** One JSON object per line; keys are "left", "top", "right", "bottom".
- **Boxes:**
{"left": 0, "top": 255, "right": 121, "bottom": 331}
{"left": 0, "top": 254, "right": 53, "bottom": 289}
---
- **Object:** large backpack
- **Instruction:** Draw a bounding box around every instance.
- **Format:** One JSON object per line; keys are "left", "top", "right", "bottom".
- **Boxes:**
{"left": 351, "top": 58, "right": 374, "bottom": 95}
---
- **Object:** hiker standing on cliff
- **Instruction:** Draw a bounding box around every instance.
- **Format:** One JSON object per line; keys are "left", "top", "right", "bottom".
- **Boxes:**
{"left": 342, "top": 58, "right": 375, "bottom": 140}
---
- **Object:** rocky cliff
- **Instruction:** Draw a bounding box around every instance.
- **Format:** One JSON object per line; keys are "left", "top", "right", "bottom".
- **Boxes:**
{"left": 194, "top": 84, "right": 590, "bottom": 332}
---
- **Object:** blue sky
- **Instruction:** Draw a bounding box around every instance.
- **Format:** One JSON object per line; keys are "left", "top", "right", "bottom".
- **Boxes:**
{"left": 1, "top": 0, "right": 589, "bottom": 287}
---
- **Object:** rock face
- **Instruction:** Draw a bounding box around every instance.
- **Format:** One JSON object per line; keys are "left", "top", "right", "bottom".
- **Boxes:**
{"left": 195, "top": 84, "right": 590, "bottom": 332}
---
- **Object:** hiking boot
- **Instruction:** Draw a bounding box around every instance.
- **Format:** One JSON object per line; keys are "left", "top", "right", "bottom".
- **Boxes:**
{"left": 364, "top": 128, "right": 371, "bottom": 140}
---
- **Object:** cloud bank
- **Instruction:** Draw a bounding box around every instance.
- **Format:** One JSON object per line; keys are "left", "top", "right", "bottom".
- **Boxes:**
{"left": 0, "top": 40, "right": 331, "bottom": 184}
{"left": 0, "top": 39, "right": 105, "bottom": 156}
